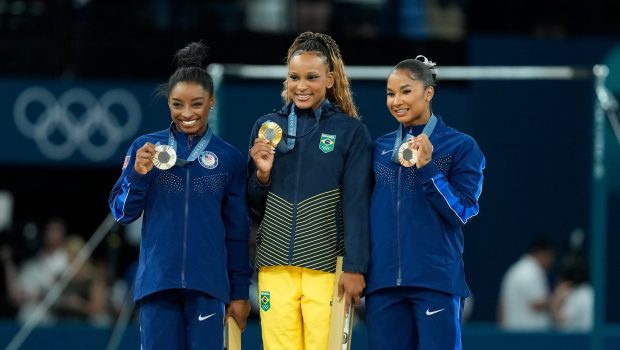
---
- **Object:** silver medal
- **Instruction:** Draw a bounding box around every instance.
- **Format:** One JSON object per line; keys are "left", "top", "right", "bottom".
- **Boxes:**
{"left": 152, "top": 144, "right": 177, "bottom": 170}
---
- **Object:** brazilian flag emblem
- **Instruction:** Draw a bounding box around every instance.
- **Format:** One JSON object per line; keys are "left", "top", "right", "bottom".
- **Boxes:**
{"left": 319, "top": 133, "right": 336, "bottom": 153}
{"left": 260, "top": 291, "right": 271, "bottom": 312}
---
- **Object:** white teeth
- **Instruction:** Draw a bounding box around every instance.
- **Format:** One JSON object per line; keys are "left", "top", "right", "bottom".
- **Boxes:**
{"left": 394, "top": 109, "right": 407, "bottom": 116}
{"left": 297, "top": 94, "right": 311, "bottom": 101}
{"left": 181, "top": 120, "right": 197, "bottom": 126}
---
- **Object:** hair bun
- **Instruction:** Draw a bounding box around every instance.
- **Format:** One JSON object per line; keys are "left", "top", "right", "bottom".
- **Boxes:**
{"left": 175, "top": 42, "right": 209, "bottom": 69}
{"left": 415, "top": 55, "right": 438, "bottom": 76}
{"left": 415, "top": 55, "right": 436, "bottom": 67}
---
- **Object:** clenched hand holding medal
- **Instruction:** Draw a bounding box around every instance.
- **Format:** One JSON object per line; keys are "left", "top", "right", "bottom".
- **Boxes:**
{"left": 133, "top": 142, "right": 177, "bottom": 174}
{"left": 391, "top": 114, "right": 437, "bottom": 168}
{"left": 133, "top": 123, "right": 214, "bottom": 175}
{"left": 250, "top": 121, "right": 281, "bottom": 185}
{"left": 251, "top": 101, "right": 329, "bottom": 184}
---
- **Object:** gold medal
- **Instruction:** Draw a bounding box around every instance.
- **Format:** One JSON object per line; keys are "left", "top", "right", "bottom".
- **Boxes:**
{"left": 152, "top": 144, "right": 177, "bottom": 170}
{"left": 398, "top": 142, "right": 417, "bottom": 167}
{"left": 258, "top": 121, "right": 283, "bottom": 147}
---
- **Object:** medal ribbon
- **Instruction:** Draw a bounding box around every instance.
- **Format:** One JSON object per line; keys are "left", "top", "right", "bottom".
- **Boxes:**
{"left": 278, "top": 99, "right": 330, "bottom": 154}
{"left": 167, "top": 123, "right": 213, "bottom": 166}
{"left": 390, "top": 114, "right": 438, "bottom": 164}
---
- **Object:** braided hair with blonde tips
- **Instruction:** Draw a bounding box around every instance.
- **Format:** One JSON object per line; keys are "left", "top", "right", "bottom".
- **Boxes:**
{"left": 281, "top": 32, "right": 359, "bottom": 118}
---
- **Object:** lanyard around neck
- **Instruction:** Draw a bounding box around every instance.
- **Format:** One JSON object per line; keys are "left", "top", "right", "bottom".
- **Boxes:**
{"left": 390, "top": 114, "right": 437, "bottom": 164}
{"left": 167, "top": 123, "right": 213, "bottom": 166}
{"left": 277, "top": 99, "right": 330, "bottom": 154}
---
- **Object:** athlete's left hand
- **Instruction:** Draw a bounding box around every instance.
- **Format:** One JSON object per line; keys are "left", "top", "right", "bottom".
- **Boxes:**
{"left": 226, "top": 299, "right": 251, "bottom": 331}
{"left": 412, "top": 133, "right": 433, "bottom": 168}
{"left": 338, "top": 272, "right": 365, "bottom": 313}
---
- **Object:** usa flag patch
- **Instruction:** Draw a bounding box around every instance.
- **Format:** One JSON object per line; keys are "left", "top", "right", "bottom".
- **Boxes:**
{"left": 122, "top": 156, "right": 130, "bottom": 169}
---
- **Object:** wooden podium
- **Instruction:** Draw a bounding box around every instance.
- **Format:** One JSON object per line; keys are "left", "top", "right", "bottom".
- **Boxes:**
{"left": 225, "top": 316, "right": 241, "bottom": 350}
{"left": 327, "top": 256, "right": 354, "bottom": 350}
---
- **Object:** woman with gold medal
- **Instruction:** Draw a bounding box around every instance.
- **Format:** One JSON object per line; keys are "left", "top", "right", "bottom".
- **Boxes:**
{"left": 247, "top": 32, "right": 372, "bottom": 350}
{"left": 365, "top": 56, "right": 486, "bottom": 350}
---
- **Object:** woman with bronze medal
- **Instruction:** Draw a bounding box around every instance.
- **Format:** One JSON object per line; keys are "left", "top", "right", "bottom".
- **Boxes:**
{"left": 108, "top": 42, "right": 252, "bottom": 350}
{"left": 364, "top": 56, "right": 486, "bottom": 350}
{"left": 247, "top": 32, "right": 372, "bottom": 349}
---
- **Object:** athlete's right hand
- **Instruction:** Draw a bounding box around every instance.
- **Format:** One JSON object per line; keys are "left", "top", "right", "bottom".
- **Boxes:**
{"left": 134, "top": 142, "right": 156, "bottom": 175}
{"left": 338, "top": 272, "right": 366, "bottom": 313}
{"left": 250, "top": 138, "right": 275, "bottom": 184}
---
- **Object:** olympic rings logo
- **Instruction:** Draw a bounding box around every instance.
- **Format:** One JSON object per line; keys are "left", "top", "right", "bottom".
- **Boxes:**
{"left": 13, "top": 87, "right": 142, "bottom": 161}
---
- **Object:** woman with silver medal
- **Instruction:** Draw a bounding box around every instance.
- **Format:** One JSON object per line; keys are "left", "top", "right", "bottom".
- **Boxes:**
{"left": 365, "top": 56, "right": 486, "bottom": 350}
{"left": 108, "top": 42, "right": 252, "bottom": 350}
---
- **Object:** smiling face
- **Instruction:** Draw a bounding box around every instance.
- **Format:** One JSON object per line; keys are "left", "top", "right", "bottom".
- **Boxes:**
{"left": 386, "top": 69, "right": 434, "bottom": 126}
{"left": 168, "top": 82, "right": 214, "bottom": 135}
{"left": 287, "top": 52, "right": 334, "bottom": 111}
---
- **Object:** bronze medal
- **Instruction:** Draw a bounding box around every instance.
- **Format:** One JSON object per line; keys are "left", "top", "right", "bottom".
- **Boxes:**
{"left": 398, "top": 142, "right": 417, "bottom": 168}
{"left": 152, "top": 144, "right": 177, "bottom": 170}
{"left": 258, "top": 121, "right": 283, "bottom": 147}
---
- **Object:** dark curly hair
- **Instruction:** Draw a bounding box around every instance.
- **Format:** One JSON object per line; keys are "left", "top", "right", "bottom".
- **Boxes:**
{"left": 158, "top": 41, "right": 214, "bottom": 97}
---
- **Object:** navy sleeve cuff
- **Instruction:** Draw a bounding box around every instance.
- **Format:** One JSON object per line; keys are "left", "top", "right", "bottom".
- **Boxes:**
{"left": 249, "top": 171, "right": 271, "bottom": 189}
{"left": 342, "top": 262, "right": 367, "bottom": 274}
{"left": 230, "top": 283, "right": 250, "bottom": 300}
{"left": 247, "top": 172, "right": 270, "bottom": 214}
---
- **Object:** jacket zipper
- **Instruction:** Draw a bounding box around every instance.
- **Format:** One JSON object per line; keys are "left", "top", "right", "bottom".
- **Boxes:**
{"left": 182, "top": 137, "right": 193, "bottom": 288}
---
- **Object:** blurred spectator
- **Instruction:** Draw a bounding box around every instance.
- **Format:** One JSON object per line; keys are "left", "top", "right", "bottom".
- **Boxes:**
{"left": 398, "top": 0, "right": 430, "bottom": 38}
{"left": 0, "top": 191, "right": 16, "bottom": 317}
{"left": 51, "top": 235, "right": 111, "bottom": 326}
{"left": 107, "top": 217, "right": 141, "bottom": 322}
{"left": 247, "top": 0, "right": 292, "bottom": 33}
{"left": 550, "top": 228, "right": 593, "bottom": 331}
{"left": 463, "top": 292, "right": 474, "bottom": 322}
{"left": 379, "top": 0, "right": 466, "bottom": 39}
{"left": 498, "top": 237, "right": 555, "bottom": 330}
{"left": 332, "top": 0, "right": 383, "bottom": 37}
{"left": 4, "top": 217, "right": 68, "bottom": 324}
{"left": 426, "top": 0, "right": 465, "bottom": 40}
{"left": 0, "top": 191, "right": 13, "bottom": 234}
{"left": 1, "top": 245, "right": 18, "bottom": 318}
{"left": 550, "top": 260, "right": 593, "bottom": 331}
